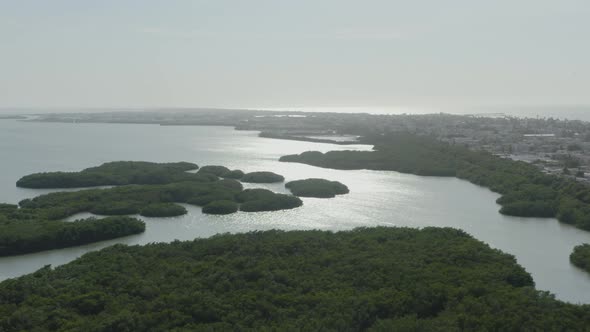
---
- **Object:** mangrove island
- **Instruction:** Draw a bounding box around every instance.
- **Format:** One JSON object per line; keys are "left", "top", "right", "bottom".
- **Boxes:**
{"left": 285, "top": 178, "right": 349, "bottom": 198}
{"left": 241, "top": 171, "right": 285, "bottom": 183}
{"left": 570, "top": 244, "right": 590, "bottom": 273}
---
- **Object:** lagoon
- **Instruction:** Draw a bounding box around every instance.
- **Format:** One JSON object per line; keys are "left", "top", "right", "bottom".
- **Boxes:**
{"left": 1, "top": 119, "right": 590, "bottom": 303}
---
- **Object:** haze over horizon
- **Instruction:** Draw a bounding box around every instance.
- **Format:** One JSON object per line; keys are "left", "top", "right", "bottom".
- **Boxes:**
{"left": 1, "top": 1, "right": 588, "bottom": 109}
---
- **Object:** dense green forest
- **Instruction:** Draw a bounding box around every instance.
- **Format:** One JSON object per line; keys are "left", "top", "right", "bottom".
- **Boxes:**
{"left": 286, "top": 178, "right": 349, "bottom": 198}
{"left": 570, "top": 244, "right": 590, "bottom": 273}
{"left": 0, "top": 215, "right": 144, "bottom": 256}
{"left": 16, "top": 161, "right": 202, "bottom": 188}
{"left": 1, "top": 227, "right": 589, "bottom": 331}
{"left": 241, "top": 171, "right": 285, "bottom": 183}
{"left": 280, "top": 133, "right": 590, "bottom": 231}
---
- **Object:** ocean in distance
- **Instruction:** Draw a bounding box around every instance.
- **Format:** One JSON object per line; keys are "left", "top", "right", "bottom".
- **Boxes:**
{"left": 2, "top": 104, "right": 590, "bottom": 121}
{"left": 1, "top": 119, "right": 590, "bottom": 304}
{"left": 258, "top": 105, "right": 590, "bottom": 122}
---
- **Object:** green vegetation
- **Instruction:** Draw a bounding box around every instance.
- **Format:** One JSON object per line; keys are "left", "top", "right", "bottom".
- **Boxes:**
{"left": 186, "top": 190, "right": 237, "bottom": 207}
{"left": 197, "top": 165, "right": 230, "bottom": 177}
{"left": 286, "top": 178, "right": 349, "bottom": 198}
{"left": 140, "top": 203, "right": 187, "bottom": 217}
{"left": 241, "top": 171, "right": 285, "bottom": 183}
{"left": 220, "top": 169, "right": 245, "bottom": 179}
{"left": 18, "top": 182, "right": 234, "bottom": 219}
{"left": 0, "top": 216, "right": 144, "bottom": 256}
{"left": 0, "top": 204, "right": 17, "bottom": 213}
{"left": 237, "top": 189, "right": 302, "bottom": 212}
{"left": 281, "top": 133, "right": 590, "bottom": 231}
{"left": 16, "top": 161, "right": 201, "bottom": 188}
{"left": 0, "top": 188, "right": 148, "bottom": 256}
{"left": 1, "top": 181, "right": 299, "bottom": 256}
{"left": 1, "top": 227, "right": 589, "bottom": 331}
{"left": 2, "top": 162, "right": 306, "bottom": 256}
{"left": 240, "top": 195, "right": 301, "bottom": 212}
{"left": 570, "top": 244, "right": 590, "bottom": 272}
{"left": 202, "top": 200, "right": 239, "bottom": 215}
{"left": 18, "top": 180, "right": 300, "bottom": 220}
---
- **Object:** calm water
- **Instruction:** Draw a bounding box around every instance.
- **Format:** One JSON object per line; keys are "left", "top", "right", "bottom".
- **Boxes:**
{"left": 2, "top": 105, "right": 590, "bottom": 121}
{"left": 262, "top": 106, "right": 590, "bottom": 121}
{"left": 1, "top": 120, "right": 590, "bottom": 303}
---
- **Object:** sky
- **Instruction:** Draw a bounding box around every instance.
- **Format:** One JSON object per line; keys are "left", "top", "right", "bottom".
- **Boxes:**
{"left": 0, "top": 0, "right": 589, "bottom": 109}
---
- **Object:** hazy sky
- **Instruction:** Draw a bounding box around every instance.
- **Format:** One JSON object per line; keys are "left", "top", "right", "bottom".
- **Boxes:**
{"left": 1, "top": 1, "right": 588, "bottom": 109}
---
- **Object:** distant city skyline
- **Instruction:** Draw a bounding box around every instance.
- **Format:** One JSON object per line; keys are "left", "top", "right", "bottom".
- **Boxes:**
{"left": 1, "top": 1, "right": 588, "bottom": 108}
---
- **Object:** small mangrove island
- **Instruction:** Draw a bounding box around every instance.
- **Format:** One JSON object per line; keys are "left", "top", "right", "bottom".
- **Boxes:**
{"left": 197, "top": 165, "right": 230, "bottom": 176}
{"left": 570, "top": 244, "right": 590, "bottom": 273}
{"left": 241, "top": 171, "right": 285, "bottom": 183}
{"left": 286, "top": 178, "right": 349, "bottom": 198}
{"left": 2, "top": 227, "right": 589, "bottom": 330}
